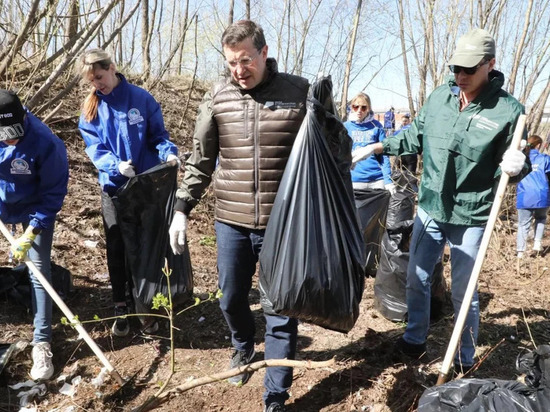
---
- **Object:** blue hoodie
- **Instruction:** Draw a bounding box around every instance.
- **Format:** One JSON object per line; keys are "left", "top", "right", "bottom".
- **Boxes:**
{"left": 517, "top": 149, "right": 550, "bottom": 209}
{"left": 0, "top": 111, "right": 68, "bottom": 230}
{"left": 345, "top": 116, "right": 392, "bottom": 184}
{"left": 78, "top": 74, "right": 177, "bottom": 196}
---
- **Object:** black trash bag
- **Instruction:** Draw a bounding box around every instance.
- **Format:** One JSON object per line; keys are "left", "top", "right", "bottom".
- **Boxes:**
{"left": 354, "top": 188, "right": 390, "bottom": 277}
{"left": 418, "top": 379, "right": 550, "bottom": 411}
{"left": 517, "top": 345, "right": 550, "bottom": 389}
{"left": 386, "top": 168, "right": 416, "bottom": 230}
{"left": 112, "top": 162, "right": 193, "bottom": 315}
{"left": 259, "top": 76, "right": 365, "bottom": 333}
{"left": 0, "top": 263, "right": 72, "bottom": 308}
{"left": 374, "top": 219, "right": 447, "bottom": 322}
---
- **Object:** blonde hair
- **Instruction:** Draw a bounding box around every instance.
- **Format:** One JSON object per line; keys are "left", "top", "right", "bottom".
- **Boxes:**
{"left": 350, "top": 93, "right": 372, "bottom": 112}
{"left": 77, "top": 48, "right": 115, "bottom": 122}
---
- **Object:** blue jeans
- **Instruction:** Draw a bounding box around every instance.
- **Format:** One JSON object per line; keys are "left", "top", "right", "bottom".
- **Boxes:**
{"left": 403, "top": 208, "right": 484, "bottom": 366}
{"left": 215, "top": 221, "right": 298, "bottom": 406}
{"left": 24, "top": 223, "right": 55, "bottom": 344}
{"left": 517, "top": 207, "right": 548, "bottom": 252}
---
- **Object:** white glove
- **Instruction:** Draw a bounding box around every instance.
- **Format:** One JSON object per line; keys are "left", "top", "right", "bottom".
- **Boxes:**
{"left": 519, "top": 139, "right": 527, "bottom": 150}
{"left": 118, "top": 160, "right": 135, "bottom": 178}
{"left": 351, "top": 145, "right": 376, "bottom": 165}
{"left": 385, "top": 183, "right": 397, "bottom": 196}
{"left": 500, "top": 148, "right": 525, "bottom": 177}
{"left": 169, "top": 212, "right": 188, "bottom": 255}
{"left": 167, "top": 154, "right": 181, "bottom": 166}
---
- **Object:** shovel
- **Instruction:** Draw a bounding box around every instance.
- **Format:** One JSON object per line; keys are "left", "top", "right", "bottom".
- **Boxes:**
{"left": 436, "top": 114, "right": 527, "bottom": 385}
{"left": 0, "top": 219, "right": 124, "bottom": 386}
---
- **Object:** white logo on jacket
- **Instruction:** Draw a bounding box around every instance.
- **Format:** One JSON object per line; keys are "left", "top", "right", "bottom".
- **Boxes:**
{"left": 10, "top": 158, "right": 31, "bottom": 174}
{"left": 470, "top": 114, "right": 498, "bottom": 131}
{"left": 128, "top": 108, "right": 144, "bottom": 125}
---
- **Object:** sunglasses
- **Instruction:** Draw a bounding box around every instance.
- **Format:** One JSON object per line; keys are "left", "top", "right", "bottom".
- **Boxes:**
{"left": 449, "top": 60, "right": 489, "bottom": 75}
{"left": 352, "top": 105, "right": 368, "bottom": 111}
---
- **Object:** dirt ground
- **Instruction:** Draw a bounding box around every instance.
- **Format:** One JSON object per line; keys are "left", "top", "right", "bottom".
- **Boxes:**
{"left": 1, "top": 78, "right": 550, "bottom": 412}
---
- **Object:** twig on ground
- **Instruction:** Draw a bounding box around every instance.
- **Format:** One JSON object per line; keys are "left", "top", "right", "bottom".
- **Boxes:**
{"left": 467, "top": 337, "right": 505, "bottom": 377}
{"left": 521, "top": 307, "right": 537, "bottom": 349}
{"left": 132, "top": 357, "right": 336, "bottom": 412}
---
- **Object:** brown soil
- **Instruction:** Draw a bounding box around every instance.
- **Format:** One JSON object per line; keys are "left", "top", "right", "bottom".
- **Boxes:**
{"left": 1, "top": 78, "right": 549, "bottom": 412}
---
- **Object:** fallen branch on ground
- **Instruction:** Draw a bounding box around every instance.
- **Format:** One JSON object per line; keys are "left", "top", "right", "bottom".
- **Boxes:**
{"left": 132, "top": 357, "right": 336, "bottom": 412}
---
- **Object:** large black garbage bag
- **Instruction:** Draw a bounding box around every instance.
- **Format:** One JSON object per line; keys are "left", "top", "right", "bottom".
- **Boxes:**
{"left": 516, "top": 345, "right": 550, "bottom": 389}
{"left": 374, "top": 220, "right": 447, "bottom": 322}
{"left": 112, "top": 162, "right": 193, "bottom": 314}
{"left": 259, "top": 77, "right": 365, "bottom": 333}
{"left": 418, "top": 379, "right": 550, "bottom": 411}
{"left": 386, "top": 168, "right": 416, "bottom": 230}
{"left": 354, "top": 188, "right": 390, "bottom": 277}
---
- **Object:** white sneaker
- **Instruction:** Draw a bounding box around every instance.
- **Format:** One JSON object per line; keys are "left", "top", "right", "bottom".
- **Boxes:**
{"left": 534, "top": 240, "right": 542, "bottom": 252}
{"left": 31, "top": 342, "right": 54, "bottom": 380}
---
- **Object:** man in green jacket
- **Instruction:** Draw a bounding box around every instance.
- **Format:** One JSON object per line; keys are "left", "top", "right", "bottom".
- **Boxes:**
{"left": 352, "top": 28, "right": 527, "bottom": 372}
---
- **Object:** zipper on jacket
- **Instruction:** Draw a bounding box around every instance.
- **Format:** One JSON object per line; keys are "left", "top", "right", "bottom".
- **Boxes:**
{"left": 253, "top": 100, "right": 260, "bottom": 227}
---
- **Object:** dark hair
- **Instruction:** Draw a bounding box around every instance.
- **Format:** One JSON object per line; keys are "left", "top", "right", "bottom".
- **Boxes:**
{"left": 527, "top": 135, "right": 542, "bottom": 149}
{"left": 221, "top": 20, "right": 266, "bottom": 51}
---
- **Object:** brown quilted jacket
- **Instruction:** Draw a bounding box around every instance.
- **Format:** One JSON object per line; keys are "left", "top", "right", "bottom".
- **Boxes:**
{"left": 175, "top": 59, "right": 309, "bottom": 228}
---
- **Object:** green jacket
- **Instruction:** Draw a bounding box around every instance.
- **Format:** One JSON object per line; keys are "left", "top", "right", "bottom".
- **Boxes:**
{"left": 384, "top": 71, "right": 525, "bottom": 226}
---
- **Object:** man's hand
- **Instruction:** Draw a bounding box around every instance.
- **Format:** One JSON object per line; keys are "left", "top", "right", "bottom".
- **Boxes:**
{"left": 169, "top": 212, "right": 188, "bottom": 255}
{"left": 385, "top": 183, "right": 397, "bottom": 196}
{"left": 500, "top": 148, "right": 525, "bottom": 177}
{"left": 11, "top": 226, "right": 38, "bottom": 261}
{"left": 118, "top": 160, "right": 135, "bottom": 178}
{"left": 351, "top": 145, "right": 376, "bottom": 165}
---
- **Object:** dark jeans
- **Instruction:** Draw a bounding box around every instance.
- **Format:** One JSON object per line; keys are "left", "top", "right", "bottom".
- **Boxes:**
{"left": 101, "top": 192, "right": 129, "bottom": 304}
{"left": 215, "top": 221, "right": 298, "bottom": 406}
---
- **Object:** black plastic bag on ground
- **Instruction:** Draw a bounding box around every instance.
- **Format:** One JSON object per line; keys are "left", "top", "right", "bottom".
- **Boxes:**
{"left": 259, "top": 77, "right": 365, "bottom": 333}
{"left": 112, "top": 162, "right": 193, "bottom": 315}
{"left": 354, "top": 188, "right": 390, "bottom": 277}
{"left": 374, "top": 219, "right": 447, "bottom": 322}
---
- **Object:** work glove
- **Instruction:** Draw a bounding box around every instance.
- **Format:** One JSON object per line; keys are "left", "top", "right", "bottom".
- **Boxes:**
{"left": 385, "top": 183, "right": 397, "bottom": 196}
{"left": 166, "top": 154, "right": 181, "bottom": 167}
{"left": 118, "top": 160, "right": 135, "bottom": 178}
{"left": 169, "top": 212, "right": 188, "bottom": 255}
{"left": 11, "top": 226, "right": 38, "bottom": 261}
{"left": 351, "top": 145, "right": 376, "bottom": 165}
{"left": 500, "top": 148, "right": 525, "bottom": 177}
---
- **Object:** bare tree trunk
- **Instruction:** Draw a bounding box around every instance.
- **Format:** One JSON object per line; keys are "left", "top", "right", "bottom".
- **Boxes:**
{"left": 507, "top": 0, "right": 533, "bottom": 95}
{"left": 529, "top": 75, "right": 550, "bottom": 135}
{"left": 397, "top": 0, "right": 415, "bottom": 117}
{"left": 0, "top": 0, "right": 42, "bottom": 77}
{"left": 228, "top": 0, "right": 234, "bottom": 24}
{"left": 339, "top": 0, "right": 362, "bottom": 119}
{"left": 66, "top": 0, "right": 79, "bottom": 39}
{"left": 141, "top": 0, "right": 151, "bottom": 79}
{"left": 26, "top": 0, "right": 120, "bottom": 109}
{"left": 245, "top": 0, "right": 250, "bottom": 19}
{"left": 180, "top": 15, "right": 199, "bottom": 126}
{"left": 294, "top": 0, "right": 322, "bottom": 76}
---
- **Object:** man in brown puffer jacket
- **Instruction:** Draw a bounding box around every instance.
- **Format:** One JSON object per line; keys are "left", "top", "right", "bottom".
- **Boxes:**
{"left": 169, "top": 19, "right": 309, "bottom": 412}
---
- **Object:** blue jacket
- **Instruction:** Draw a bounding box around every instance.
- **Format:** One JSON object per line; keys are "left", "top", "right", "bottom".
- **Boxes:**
{"left": 0, "top": 111, "right": 68, "bottom": 230}
{"left": 517, "top": 149, "right": 550, "bottom": 209}
{"left": 78, "top": 74, "right": 177, "bottom": 196}
{"left": 345, "top": 118, "right": 392, "bottom": 184}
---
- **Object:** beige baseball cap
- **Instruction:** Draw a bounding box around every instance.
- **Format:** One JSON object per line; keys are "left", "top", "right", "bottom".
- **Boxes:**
{"left": 448, "top": 29, "right": 496, "bottom": 68}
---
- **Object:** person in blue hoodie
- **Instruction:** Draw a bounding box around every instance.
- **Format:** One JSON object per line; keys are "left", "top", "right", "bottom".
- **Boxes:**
{"left": 345, "top": 93, "right": 395, "bottom": 195}
{"left": 516, "top": 134, "right": 550, "bottom": 257}
{"left": 0, "top": 90, "right": 68, "bottom": 380}
{"left": 77, "top": 48, "right": 179, "bottom": 337}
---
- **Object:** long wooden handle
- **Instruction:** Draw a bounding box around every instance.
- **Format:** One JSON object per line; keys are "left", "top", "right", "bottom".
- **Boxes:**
{"left": 436, "top": 114, "right": 527, "bottom": 385}
{"left": 0, "top": 220, "right": 124, "bottom": 385}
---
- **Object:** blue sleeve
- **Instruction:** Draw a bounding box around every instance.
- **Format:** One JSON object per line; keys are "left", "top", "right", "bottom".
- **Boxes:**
{"left": 78, "top": 116, "right": 127, "bottom": 193}
{"left": 377, "top": 129, "right": 393, "bottom": 184}
{"left": 29, "top": 135, "right": 69, "bottom": 230}
{"left": 145, "top": 95, "right": 178, "bottom": 161}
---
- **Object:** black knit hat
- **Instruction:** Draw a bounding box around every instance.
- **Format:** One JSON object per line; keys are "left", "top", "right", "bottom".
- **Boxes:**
{"left": 0, "top": 90, "right": 25, "bottom": 141}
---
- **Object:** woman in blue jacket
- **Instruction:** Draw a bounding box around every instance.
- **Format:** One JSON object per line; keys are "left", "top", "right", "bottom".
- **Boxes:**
{"left": 345, "top": 93, "right": 395, "bottom": 195}
{"left": 517, "top": 135, "right": 550, "bottom": 257}
{"left": 0, "top": 90, "right": 68, "bottom": 380}
{"left": 77, "top": 49, "right": 178, "bottom": 336}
